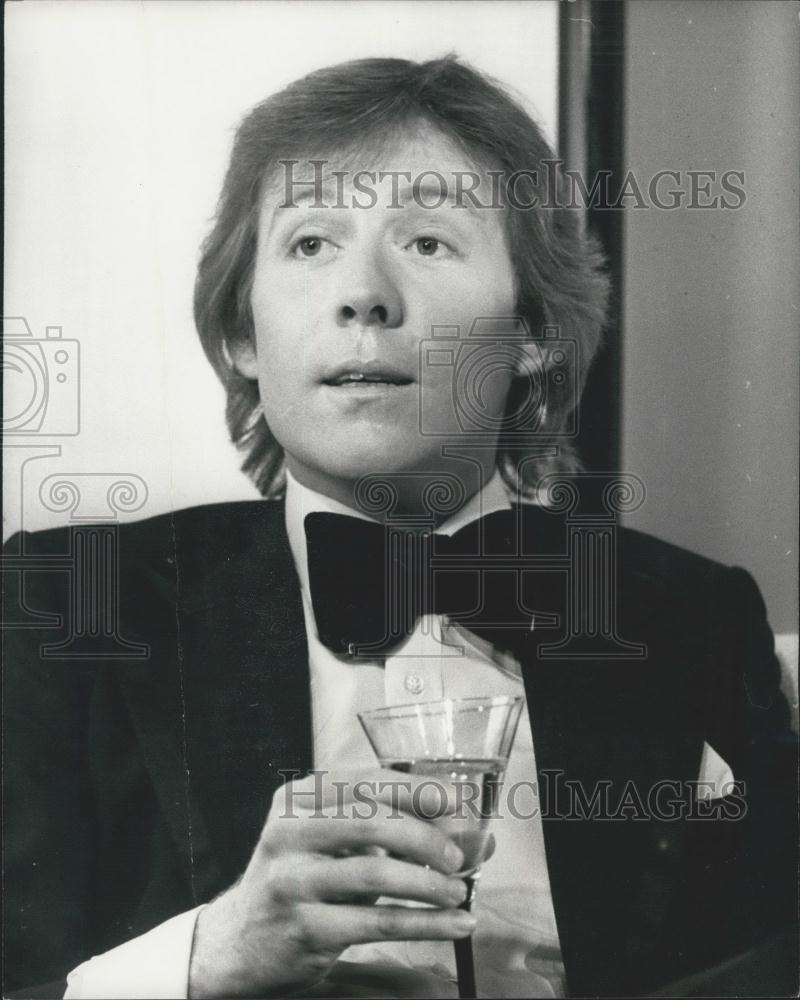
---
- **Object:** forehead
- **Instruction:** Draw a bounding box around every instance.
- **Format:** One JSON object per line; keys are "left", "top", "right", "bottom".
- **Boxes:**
{"left": 322, "top": 122, "right": 483, "bottom": 175}
{"left": 259, "top": 121, "right": 499, "bottom": 215}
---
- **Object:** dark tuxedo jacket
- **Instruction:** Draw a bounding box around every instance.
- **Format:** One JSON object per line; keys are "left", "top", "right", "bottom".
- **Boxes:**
{"left": 3, "top": 500, "right": 797, "bottom": 997}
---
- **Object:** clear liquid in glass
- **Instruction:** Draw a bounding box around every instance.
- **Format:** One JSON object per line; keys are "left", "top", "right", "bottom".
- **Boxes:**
{"left": 384, "top": 756, "right": 506, "bottom": 875}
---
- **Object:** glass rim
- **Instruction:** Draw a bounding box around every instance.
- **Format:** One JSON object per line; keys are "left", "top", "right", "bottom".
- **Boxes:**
{"left": 358, "top": 694, "right": 523, "bottom": 724}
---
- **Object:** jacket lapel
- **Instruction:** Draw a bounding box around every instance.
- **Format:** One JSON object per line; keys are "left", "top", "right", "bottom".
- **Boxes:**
{"left": 515, "top": 505, "right": 706, "bottom": 994}
{"left": 119, "top": 500, "right": 313, "bottom": 899}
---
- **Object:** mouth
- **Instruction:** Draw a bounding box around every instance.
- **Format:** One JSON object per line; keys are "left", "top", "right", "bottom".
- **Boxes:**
{"left": 322, "top": 360, "right": 414, "bottom": 388}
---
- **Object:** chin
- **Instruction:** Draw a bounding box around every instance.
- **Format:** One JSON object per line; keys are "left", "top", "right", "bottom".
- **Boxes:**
{"left": 315, "top": 440, "right": 442, "bottom": 480}
{"left": 329, "top": 449, "right": 423, "bottom": 479}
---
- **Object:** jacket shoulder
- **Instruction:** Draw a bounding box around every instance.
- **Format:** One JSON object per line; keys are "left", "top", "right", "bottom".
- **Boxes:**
{"left": 617, "top": 524, "right": 732, "bottom": 590}
{"left": 518, "top": 501, "right": 734, "bottom": 587}
{"left": 6, "top": 499, "right": 286, "bottom": 560}
{"left": 518, "top": 502, "right": 761, "bottom": 632}
{"left": 615, "top": 526, "right": 780, "bottom": 693}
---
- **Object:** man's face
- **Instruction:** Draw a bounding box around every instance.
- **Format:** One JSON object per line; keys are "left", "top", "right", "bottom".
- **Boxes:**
{"left": 235, "top": 125, "right": 519, "bottom": 503}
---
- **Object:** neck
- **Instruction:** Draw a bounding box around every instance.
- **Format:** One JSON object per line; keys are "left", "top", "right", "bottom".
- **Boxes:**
{"left": 285, "top": 455, "right": 499, "bottom": 529}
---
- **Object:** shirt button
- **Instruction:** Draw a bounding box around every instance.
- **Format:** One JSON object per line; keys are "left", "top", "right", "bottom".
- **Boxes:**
{"left": 404, "top": 673, "right": 425, "bottom": 695}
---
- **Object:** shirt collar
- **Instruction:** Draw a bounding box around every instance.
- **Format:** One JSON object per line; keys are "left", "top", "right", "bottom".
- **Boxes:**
{"left": 285, "top": 469, "right": 511, "bottom": 598}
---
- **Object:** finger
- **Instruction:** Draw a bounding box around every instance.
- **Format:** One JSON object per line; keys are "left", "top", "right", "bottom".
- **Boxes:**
{"left": 369, "top": 771, "right": 463, "bottom": 820}
{"left": 274, "top": 769, "right": 412, "bottom": 809}
{"left": 482, "top": 832, "right": 497, "bottom": 864}
{"left": 275, "top": 854, "right": 468, "bottom": 907}
{"left": 301, "top": 902, "right": 476, "bottom": 949}
{"left": 357, "top": 768, "right": 486, "bottom": 821}
{"left": 265, "top": 814, "right": 464, "bottom": 874}
{"left": 279, "top": 769, "right": 463, "bottom": 820}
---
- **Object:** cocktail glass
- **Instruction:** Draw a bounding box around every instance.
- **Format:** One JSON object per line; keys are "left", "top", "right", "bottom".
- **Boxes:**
{"left": 358, "top": 696, "right": 524, "bottom": 998}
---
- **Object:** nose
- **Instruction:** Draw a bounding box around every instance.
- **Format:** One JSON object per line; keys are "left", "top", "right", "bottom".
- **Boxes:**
{"left": 336, "top": 255, "right": 404, "bottom": 329}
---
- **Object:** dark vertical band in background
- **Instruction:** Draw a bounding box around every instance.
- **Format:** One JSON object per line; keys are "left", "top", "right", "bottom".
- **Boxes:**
{"left": 559, "top": 0, "right": 626, "bottom": 473}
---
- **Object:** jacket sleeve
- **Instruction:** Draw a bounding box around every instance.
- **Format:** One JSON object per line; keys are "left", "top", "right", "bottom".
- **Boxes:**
{"left": 724, "top": 566, "right": 797, "bottom": 947}
{"left": 3, "top": 530, "right": 98, "bottom": 995}
{"left": 692, "top": 563, "right": 797, "bottom": 967}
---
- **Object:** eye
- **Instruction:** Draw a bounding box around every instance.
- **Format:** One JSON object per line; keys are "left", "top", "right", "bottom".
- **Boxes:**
{"left": 414, "top": 237, "right": 443, "bottom": 256}
{"left": 291, "top": 236, "right": 326, "bottom": 258}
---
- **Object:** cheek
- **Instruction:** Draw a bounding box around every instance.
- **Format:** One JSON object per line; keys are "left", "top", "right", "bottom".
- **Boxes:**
{"left": 249, "top": 340, "right": 310, "bottom": 441}
{"left": 250, "top": 304, "right": 308, "bottom": 388}
{"left": 417, "top": 359, "right": 511, "bottom": 442}
{"left": 426, "top": 265, "right": 517, "bottom": 332}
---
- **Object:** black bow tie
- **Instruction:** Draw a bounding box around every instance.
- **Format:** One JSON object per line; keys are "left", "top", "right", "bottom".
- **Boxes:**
{"left": 304, "top": 509, "right": 546, "bottom": 658}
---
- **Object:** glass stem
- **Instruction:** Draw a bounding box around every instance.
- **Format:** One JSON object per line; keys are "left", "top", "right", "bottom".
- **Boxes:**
{"left": 459, "top": 873, "right": 479, "bottom": 913}
{"left": 454, "top": 870, "right": 479, "bottom": 998}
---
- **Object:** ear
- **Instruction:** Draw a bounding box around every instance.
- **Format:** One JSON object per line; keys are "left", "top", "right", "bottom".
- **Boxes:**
{"left": 228, "top": 337, "right": 259, "bottom": 380}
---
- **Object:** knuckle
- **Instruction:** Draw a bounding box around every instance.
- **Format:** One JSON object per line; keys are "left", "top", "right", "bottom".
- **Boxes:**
{"left": 357, "top": 855, "right": 385, "bottom": 892}
{"left": 342, "top": 817, "right": 380, "bottom": 853}
{"left": 303, "top": 950, "right": 334, "bottom": 979}
{"left": 265, "top": 860, "right": 294, "bottom": 901}
{"left": 289, "top": 906, "right": 316, "bottom": 951}
{"left": 375, "top": 906, "right": 406, "bottom": 939}
{"left": 257, "top": 824, "right": 283, "bottom": 858}
{"left": 348, "top": 817, "right": 372, "bottom": 840}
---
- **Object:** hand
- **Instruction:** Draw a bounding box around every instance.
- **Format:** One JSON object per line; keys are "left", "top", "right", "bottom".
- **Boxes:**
{"left": 187, "top": 769, "right": 477, "bottom": 998}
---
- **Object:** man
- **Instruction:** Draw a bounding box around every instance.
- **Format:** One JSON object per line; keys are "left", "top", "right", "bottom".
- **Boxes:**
{"left": 4, "top": 57, "right": 796, "bottom": 998}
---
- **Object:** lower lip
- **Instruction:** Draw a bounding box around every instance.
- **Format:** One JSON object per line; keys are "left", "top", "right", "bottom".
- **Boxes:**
{"left": 323, "top": 381, "right": 413, "bottom": 395}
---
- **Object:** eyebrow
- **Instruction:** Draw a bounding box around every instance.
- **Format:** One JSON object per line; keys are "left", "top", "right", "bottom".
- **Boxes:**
{"left": 275, "top": 180, "right": 343, "bottom": 210}
{"left": 401, "top": 180, "right": 485, "bottom": 217}
{"left": 270, "top": 175, "right": 490, "bottom": 219}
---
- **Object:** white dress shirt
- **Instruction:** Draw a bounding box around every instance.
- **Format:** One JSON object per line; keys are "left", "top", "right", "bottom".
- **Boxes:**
{"left": 65, "top": 473, "right": 734, "bottom": 998}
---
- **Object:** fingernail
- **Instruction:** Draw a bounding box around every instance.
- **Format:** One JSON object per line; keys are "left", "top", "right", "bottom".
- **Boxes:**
{"left": 444, "top": 842, "right": 464, "bottom": 872}
{"left": 448, "top": 879, "right": 468, "bottom": 904}
{"left": 453, "top": 911, "right": 477, "bottom": 934}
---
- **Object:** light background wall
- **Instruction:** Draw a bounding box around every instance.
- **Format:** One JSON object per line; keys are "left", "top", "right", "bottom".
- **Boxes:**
{"left": 621, "top": 0, "right": 798, "bottom": 644}
{"left": 4, "top": 0, "right": 796, "bottom": 697}
{"left": 4, "top": 0, "right": 557, "bottom": 534}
